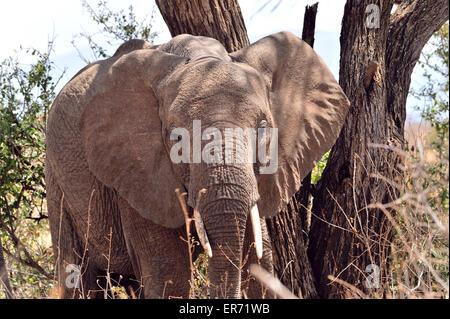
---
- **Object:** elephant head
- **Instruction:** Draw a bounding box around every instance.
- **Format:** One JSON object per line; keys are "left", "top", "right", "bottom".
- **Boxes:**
{"left": 78, "top": 32, "right": 349, "bottom": 298}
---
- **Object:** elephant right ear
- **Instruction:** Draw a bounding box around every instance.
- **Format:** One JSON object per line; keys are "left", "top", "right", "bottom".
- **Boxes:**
{"left": 230, "top": 31, "right": 350, "bottom": 218}
{"left": 81, "top": 49, "right": 188, "bottom": 228}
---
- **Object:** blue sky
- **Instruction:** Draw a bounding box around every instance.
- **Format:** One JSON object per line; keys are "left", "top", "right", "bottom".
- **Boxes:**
{"left": 0, "top": 0, "right": 435, "bottom": 121}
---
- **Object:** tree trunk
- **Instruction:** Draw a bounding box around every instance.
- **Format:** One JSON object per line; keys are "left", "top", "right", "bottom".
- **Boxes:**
{"left": 308, "top": 0, "right": 449, "bottom": 298}
{"left": 266, "top": 196, "right": 317, "bottom": 298}
{"left": 301, "top": 3, "right": 318, "bottom": 48}
{"left": 0, "top": 239, "right": 14, "bottom": 298}
{"left": 155, "top": 0, "right": 249, "bottom": 52}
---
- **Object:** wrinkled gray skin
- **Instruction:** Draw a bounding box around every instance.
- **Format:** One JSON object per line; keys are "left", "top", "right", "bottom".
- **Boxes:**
{"left": 46, "top": 32, "right": 349, "bottom": 298}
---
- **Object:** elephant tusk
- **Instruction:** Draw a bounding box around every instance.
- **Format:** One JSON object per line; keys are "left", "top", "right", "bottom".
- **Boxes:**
{"left": 194, "top": 209, "right": 213, "bottom": 258}
{"left": 250, "top": 204, "right": 263, "bottom": 259}
{"left": 194, "top": 189, "right": 213, "bottom": 258}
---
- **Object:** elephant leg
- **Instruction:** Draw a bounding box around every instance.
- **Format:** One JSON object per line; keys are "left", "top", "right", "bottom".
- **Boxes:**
{"left": 46, "top": 168, "right": 102, "bottom": 298}
{"left": 118, "top": 197, "right": 191, "bottom": 298}
{"left": 48, "top": 203, "right": 84, "bottom": 299}
{"left": 241, "top": 216, "right": 274, "bottom": 299}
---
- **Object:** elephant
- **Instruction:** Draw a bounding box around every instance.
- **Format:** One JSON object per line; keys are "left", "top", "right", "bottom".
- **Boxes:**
{"left": 45, "top": 31, "right": 349, "bottom": 299}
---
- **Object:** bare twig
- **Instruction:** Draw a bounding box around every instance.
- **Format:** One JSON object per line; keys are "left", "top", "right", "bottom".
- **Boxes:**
{"left": 327, "top": 275, "right": 368, "bottom": 299}
{"left": 175, "top": 188, "right": 195, "bottom": 298}
{"left": 249, "top": 264, "right": 299, "bottom": 299}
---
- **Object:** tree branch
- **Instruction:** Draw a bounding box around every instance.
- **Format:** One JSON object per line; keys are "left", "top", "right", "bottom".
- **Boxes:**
{"left": 386, "top": 0, "right": 449, "bottom": 132}
{"left": 301, "top": 3, "right": 318, "bottom": 48}
{"left": 388, "top": 0, "right": 449, "bottom": 71}
{"left": 0, "top": 219, "right": 54, "bottom": 280}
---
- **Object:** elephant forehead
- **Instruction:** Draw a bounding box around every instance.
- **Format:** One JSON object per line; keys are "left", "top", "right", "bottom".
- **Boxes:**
{"left": 161, "top": 59, "right": 268, "bottom": 107}
{"left": 162, "top": 69, "right": 266, "bottom": 125}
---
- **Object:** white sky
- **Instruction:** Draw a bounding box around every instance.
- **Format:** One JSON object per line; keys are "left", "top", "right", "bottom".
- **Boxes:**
{"left": 0, "top": 0, "right": 434, "bottom": 121}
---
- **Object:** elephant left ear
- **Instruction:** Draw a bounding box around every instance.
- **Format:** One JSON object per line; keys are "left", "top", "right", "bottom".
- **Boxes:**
{"left": 80, "top": 49, "right": 188, "bottom": 228}
{"left": 230, "top": 31, "right": 350, "bottom": 218}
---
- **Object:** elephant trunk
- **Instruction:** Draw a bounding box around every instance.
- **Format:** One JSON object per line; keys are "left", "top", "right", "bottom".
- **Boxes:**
{"left": 203, "top": 196, "right": 246, "bottom": 298}
{"left": 189, "top": 163, "right": 259, "bottom": 298}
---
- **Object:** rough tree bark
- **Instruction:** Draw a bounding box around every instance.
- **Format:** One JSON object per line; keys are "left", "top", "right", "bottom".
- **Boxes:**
{"left": 155, "top": 0, "right": 249, "bottom": 52}
{"left": 0, "top": 239, "right": 14, "bottom": 298}
{"left": 308, "top": 0, "right": 449, "bottom": 298}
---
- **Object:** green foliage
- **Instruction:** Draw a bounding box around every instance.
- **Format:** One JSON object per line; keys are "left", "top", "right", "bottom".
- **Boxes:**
{"left": 411, "top": 23, "right": 449, "bottom": 160}
{"left": 411, "top": 23, "right": 449, "bottom": 213}
{"left": 1, "top": 46, "right": 54, "bottom": 208}
{"left": 311, "top": 151, "right": 329, "bottom": 184}
{"left": 73, "top": 0, "right": 159, "bottom": 62}
{"left": 1, "top": 1, "right": 160, "bottom": 298}
{"left": 192, "top": 253, "right": 209, "bottom": 298}
{"left": 0, "top": 43, "right": 63, "bottom": 298}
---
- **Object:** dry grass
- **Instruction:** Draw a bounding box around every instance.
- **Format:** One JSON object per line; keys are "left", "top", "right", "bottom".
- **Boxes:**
{"left": 0, "top": 218, "right": 54, "bottom": 299}
{"left": 385, "top": 148, "right": 448, "bottom": 298}
{"left": 323, "top": 123, "right": 449, "bottom": 299}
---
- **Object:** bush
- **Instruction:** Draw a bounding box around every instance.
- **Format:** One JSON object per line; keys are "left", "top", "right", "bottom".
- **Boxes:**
{"left": 0, "top": 43, "right": 63, "bottom": 298}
